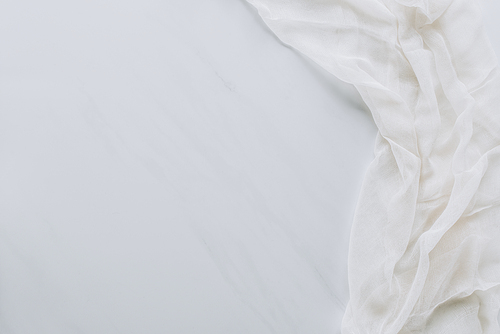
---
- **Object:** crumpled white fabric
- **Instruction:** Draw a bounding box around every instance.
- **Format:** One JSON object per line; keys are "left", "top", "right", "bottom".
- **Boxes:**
{"left": 247, "top": 0, "right": 500, "bottom": 332}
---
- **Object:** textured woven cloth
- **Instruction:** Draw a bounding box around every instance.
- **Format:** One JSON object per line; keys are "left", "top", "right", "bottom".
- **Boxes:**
{"left": 247, "top": 0, "right": 500, "bottom": 332}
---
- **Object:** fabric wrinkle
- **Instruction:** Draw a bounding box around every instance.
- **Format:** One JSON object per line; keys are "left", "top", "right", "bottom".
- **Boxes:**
{"left": 247, "top": 0, "right": 500, "bottom": 332}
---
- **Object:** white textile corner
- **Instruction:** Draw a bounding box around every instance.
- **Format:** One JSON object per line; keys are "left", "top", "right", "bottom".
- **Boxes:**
{"left": 247, "top": 0, "right": 500, "bottom": 332}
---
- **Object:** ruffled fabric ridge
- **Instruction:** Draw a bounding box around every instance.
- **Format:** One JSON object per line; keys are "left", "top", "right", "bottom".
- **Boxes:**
{"left": 246, "top": 0, "right": 500, "bottom": 332}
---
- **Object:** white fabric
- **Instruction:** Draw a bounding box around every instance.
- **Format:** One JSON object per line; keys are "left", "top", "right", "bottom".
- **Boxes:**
{"left": 247, "top": 0, "right": 500, "bottom": 333}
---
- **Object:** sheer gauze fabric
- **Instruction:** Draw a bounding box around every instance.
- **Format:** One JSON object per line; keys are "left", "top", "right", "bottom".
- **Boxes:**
{"left": 247, "top": 0, "right": 500, "bottom": 333}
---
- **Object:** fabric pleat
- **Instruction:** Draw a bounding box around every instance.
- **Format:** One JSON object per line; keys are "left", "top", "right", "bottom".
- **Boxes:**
{"left": 247, "top": 0, "right": 500, "bottom": 332}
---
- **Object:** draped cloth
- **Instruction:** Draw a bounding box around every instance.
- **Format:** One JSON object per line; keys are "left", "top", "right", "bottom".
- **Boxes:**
{"left": 246, "top": 0, "right": 500, "bottom": 332}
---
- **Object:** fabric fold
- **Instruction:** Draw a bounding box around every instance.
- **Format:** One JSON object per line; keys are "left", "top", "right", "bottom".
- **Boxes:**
{"left": 247, "top": 0, "right": 500, "bottom": 332}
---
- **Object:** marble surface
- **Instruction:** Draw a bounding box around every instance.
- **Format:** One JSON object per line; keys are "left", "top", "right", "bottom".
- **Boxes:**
{"left": 1, "top": 1, "right": 497, "bottom": 333}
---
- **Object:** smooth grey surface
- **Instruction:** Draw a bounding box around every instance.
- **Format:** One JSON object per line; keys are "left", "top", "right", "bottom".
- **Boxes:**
{"left": 0, "top": 0, "right": 436, "bottom": 333}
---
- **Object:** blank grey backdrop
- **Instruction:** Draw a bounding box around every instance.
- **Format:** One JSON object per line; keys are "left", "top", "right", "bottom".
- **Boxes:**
{"left": 0, "top": 0, "right": 498, "bottom": 333}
